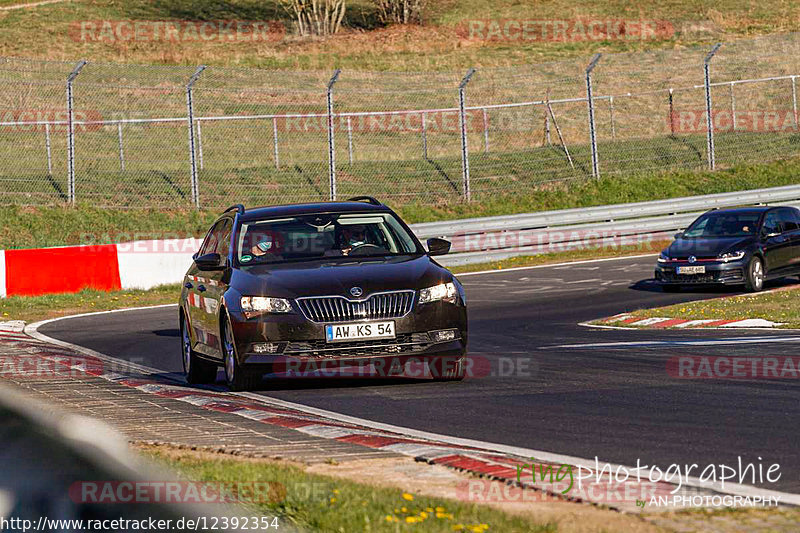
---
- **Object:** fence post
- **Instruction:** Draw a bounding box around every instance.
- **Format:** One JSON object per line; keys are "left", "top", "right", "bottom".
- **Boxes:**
{"left": 195, "top": 120, "right": 204, "bottom": 170}
{"left": 729, "top": 82, "right": 736, "bottom": 131}
{"left": 421, "top": 112, "right": 428, "bottom": 160}
{"left": 347, "top": 116, "right": 354, "bottom": 165}
{"left": 585, "top": 53, "right": 602, "bottom": 178}
{"left": 272, "top": 117, "right": 280, "bottom": 169}
{"left": 704, "top": 43, "right": 722, "bottom": 171}
{"left": 45, "top": 123, "right": 52, "bottom": 177}
{"left": 186, "top": 65, "right": 206, "bottom": 209}
{"left": 117, "top": 122, "right": 125, "bottom": 171}
{"left": 458, "top": 68, "right": 476, "bottom": 202}
{"left": 66, "top": 59, "right": 87, "bottom": 206}
{"left": 668, "top": 88, "right": 675, "bottom": 135}
{"left": 609, "top": 96, "right": 616, "bottom": 141}
{"left": 326, "top": 69, "right": 342, "bottom": 201}
{"left": 792, "top": 76, "right": 798, "bottom": 127}
{"left": 482, "top": 108, "right": 489, "bottom": 153}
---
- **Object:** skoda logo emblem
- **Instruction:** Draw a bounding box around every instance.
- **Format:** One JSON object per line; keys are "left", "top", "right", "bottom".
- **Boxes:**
{"left": 350, "top": 287, "right": 363, "bottom": 298}
{"left": 688, "top": 256, "right": 697, "bottom": 264}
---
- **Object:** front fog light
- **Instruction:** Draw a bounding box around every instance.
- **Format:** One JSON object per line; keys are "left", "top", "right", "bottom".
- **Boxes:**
{"left": 430, "top": 329, "right": 459, "bottom": 343}
{"left": 252, "top": 343, "right": 283, "bottom": 354}
{"left": 419, "top": 282, "right": 458, "bottom": 304}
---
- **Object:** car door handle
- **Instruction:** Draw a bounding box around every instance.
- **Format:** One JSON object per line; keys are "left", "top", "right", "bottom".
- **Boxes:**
{"left": 184, "top": 282, "right": 194, "bottom": 289}
{"left": 198, "top": 285, "right": 207, "bottom": 292}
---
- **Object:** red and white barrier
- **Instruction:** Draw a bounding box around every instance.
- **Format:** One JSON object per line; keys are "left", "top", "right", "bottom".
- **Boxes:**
{"left": 0, "top": 238, "right": 201, "bottom": 298}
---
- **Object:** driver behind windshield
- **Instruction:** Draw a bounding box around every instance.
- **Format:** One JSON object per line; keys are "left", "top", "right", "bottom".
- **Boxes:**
{"left": 339, "top": 224, "right": 369, "bottom": 256}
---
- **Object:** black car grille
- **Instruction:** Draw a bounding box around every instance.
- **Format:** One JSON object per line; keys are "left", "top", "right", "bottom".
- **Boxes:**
{"left": 285, "top": 333, "right": 431, "bottom": 359}
{"left": 659, "top": 268, "right": 744, "bottom": 284}
{"left": 297, "top": 291, "right": 415, "bottom": 323}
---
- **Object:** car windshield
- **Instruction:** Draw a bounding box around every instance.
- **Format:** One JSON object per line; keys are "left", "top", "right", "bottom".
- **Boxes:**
{"left": 682, "top": 212, "right": 761, "bottom": 238}
{"left": 236, "top": 212, "right": 422, "bottom": 264}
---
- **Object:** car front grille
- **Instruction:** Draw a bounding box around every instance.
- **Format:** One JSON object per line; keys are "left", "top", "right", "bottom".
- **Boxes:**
{"left": 659, "top": 268, "right": 744, "bottom": 284}
{"left": 297, "top": 291, "right": 415, "bottom": 323}
{"left": 284, "top": 333, "right": 431, "bottom": 359}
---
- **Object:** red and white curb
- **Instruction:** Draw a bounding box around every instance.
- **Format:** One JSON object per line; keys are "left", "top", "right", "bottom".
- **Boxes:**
{"left": 589, "top": 314, "right": 783, "bottom": 330}
{"left": 5, "top": 314, "right": 799, "bottom": 512}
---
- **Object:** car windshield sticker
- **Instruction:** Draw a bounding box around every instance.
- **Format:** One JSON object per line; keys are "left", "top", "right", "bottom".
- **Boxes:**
{"left": 241, "top": 254, "right": 253, "bottom": 263}
{"left": 257, "top": 239, "right": 273, "bottom": 252}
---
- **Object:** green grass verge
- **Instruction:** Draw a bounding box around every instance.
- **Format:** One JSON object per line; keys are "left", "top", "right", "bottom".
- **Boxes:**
{"left": 3, "top": 152, "right": 800, "bottom": 250}
{"left": 0, "top": 0, "right": 798, "bottom": 69}
{"left": 139, "top": 446, "right": 553, "bottom": 533}
{"left": 0, "top": 284, "right": 180, "bottom": 323}
{"left": 618, "top": 285, "right": 800, "bottom": 328}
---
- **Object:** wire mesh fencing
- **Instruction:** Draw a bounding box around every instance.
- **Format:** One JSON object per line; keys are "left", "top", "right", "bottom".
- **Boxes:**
{"left": 1, "top": 32, "right": 800, "bottom": 210}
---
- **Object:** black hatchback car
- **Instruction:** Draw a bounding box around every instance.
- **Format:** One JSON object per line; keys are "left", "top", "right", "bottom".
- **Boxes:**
{"left": 655, "top": 206, "right": 800, "bottom": 292}
{"left": 179, "top": 197, "right": 468, "bottom": 390}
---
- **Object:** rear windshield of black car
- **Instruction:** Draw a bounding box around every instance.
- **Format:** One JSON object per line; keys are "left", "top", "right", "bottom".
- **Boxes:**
{"left": 683, "top": 212, "right": 761, "bottom": 238}
{"left": 236, "top": 212, "right": 422, "bottom": 264}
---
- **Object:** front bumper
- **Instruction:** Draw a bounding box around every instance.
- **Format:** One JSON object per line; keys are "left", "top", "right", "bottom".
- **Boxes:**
{"left": 228, "top": 298, "right": 467, "bottom": 367}
{"left": 655, "top": 260, "right": 746, "bottom": 285}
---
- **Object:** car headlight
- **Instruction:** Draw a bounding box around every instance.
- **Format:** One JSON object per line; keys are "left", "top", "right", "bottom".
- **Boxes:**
{"left": 240, "top": 296, "right": 293, "bottom": 318}
{"left": 718, "top": 250, "right": 746, "bottom": 263}
{"left": 419, "top": 282, "right": 458, "bottom": 304}
{"left": 657, "top": 253, "right": 670, "bottom": 263}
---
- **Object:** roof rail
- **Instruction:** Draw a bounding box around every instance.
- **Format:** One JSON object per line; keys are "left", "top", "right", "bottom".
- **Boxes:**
{"left": 347, "top": 196, "right": 382, "bottom": 206}
{"left": 225, "top": 204, "right": 245, "bottom": 215}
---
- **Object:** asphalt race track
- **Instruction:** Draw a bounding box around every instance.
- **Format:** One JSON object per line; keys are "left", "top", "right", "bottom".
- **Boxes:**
{"left": 40, "top": 256, "right": 800, "bottom": 493}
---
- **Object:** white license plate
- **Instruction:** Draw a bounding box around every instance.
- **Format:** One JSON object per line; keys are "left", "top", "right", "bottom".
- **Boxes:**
{"left": 325, "top": 321, "right": 396, "bottom": 343}
{"left": 677, "top": 266, "right": 706, "bottom": 275}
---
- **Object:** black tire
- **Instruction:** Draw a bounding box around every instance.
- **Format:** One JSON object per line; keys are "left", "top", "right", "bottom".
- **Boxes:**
{"left": 181, "top": 312, "right": 218, "bottom": 385}
{"left": 744, "top": 256, "right": 765, "bottom": 293}
{"left": 662, "top": 285, "right": 681, "bottom": 293}
{"left": 221, "top": 313, "right": 261, "bottom": 391}
{"left": 430, "top": 356, "right": 466, "bottom": 382}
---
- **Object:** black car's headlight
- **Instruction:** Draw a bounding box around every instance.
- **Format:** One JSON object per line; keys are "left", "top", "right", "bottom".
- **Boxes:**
{"left": 240, "top": 296, "right": 293, "bottom": 318}
{"left": 718, "top": 250, "right": 746, "bottom": 263}
{"left": 419, "top": 282, "right": 458, "bottom": 304}
{"left": 657, "top": 253, "right": 670, "bottom": 263}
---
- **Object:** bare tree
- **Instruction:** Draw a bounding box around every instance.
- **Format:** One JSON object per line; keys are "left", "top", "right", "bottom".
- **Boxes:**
{"left": 280, "top": 0, "right": 347, "bottom": 36}
{"left": 372, "top": 0, "right": 426, "bottom": 25}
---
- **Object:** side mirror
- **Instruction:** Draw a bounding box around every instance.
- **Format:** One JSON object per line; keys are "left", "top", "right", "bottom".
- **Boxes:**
{"left": 427, "top": 238, "right": 451, "bottom": 257}
{"left": 674, "top": 232, "right": 684, "bottom": 240}
{"left": 194, "top": 252, "right": 223, "bottom": 271}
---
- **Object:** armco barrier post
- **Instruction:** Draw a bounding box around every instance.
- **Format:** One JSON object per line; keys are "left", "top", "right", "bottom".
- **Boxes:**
{"left": 186, "top": 65, "right": 206, "bottom": 208}
{"left": 327, "top": 69, "right": 342, "bottom": 201}
{"left": 585, "top": 54, "right": 602, "bottom": 178}
{"left": 66, "top": 59, "right": 87, "bottom": 206}
{"left": 459, "top": 68, "right": 476, "bottom": 202}
{"left": 704, "top": 43, "right": 722, "bottom": 171}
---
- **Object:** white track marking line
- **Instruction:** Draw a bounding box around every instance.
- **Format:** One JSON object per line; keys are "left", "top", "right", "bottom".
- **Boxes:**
{"left": 546, "top": 336, "right": 800, "bottom": 349}
{"left": 455, "top": 253, "right": 657, "bottom": 277}
{"left": 21, "top": 306, "right": 800, "bottom": 505}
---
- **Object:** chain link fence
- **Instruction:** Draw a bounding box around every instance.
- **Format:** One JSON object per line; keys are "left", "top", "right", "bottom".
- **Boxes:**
{"left": 2, "top": 32, "right": 800, "bottom": 209}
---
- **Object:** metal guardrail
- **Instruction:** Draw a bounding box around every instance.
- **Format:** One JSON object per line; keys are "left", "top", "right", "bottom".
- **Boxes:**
{"left": 416, "top": 184, "right": 800, "bottom": 266}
